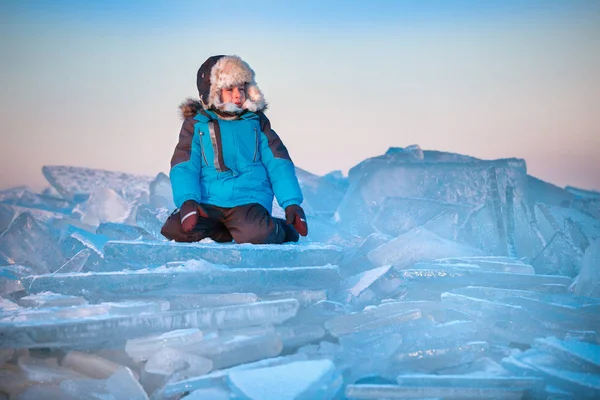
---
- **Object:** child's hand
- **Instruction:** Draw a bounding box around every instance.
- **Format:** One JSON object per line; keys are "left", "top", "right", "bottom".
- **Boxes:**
{"left": 180, "top": 200, "right": 208, "bottom": 232}
{"left": 285, "top": 205, "right": 308, "bottom": 237}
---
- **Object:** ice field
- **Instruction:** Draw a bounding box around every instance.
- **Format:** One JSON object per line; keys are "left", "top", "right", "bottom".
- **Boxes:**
{"left": 0, "top": 145, "right": 599, "bottom": 399}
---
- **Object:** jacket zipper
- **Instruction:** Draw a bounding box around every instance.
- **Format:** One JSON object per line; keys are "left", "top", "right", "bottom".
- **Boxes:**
{"left": 199, "top": 131, "right": 209, "bottom": 166}
{"left": 253, "top": 127, "right": 259, "bottom": 162}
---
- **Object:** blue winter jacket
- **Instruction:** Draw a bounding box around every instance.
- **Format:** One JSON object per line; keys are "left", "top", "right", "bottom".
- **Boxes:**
{"left": 169, "top": 108, "right": 303, "bottom": 213}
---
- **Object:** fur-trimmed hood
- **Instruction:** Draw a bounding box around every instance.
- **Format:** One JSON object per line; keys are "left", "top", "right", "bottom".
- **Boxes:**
{"left": 196, "top": 55, "right": 267, "bottom": 113}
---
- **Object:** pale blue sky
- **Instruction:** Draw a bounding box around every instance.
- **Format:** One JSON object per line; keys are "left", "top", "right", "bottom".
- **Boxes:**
{"left": 1, "top": 0, "right": 599, "bottom": 191}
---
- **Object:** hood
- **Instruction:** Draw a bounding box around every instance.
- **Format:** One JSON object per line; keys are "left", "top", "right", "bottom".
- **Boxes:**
{"left": 196, "top": 55, "right": 267, "bottom": 113}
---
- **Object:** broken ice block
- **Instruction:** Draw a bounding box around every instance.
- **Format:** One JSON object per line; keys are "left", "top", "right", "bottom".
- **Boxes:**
{"left": 0, "top": 203, "right": 15, "bottom": 234}
{"left": 431, "top": 257, "right": 535, "bottom": 274}
{"left": 60, "top": 367, "right": 148, "bottom": 400}
{"left": 296, "top": 167, "right": 348, "bottom": 217}
{"left": 325, "top": 305, "right": 422, "bottom": 338}
{"left": 391, "top": 341, "right": 489, "bottom": 372}
{"left": 440, "top": 292, "right": 525, "bottom": 321}
{"left": 397, "top": 320, "right": 480, "bottom": 353}
{"left": 259, "top": 289, "right": 326, "bottom": 307}
{"left": 533, "top": 338, "right": 600, "bottom": 373}
{"left": 74, "top": 187, "right": 132, "bottom": 226}
{"left": 164, "top": 293, "right": 258, "bottom": 310}
{"left": 276, "top": 324, "right": 325, "bottom": 351}
{"left": 125, "top": 329, "right": 205, "bottom": 362}
{"left": 339, "top": 232, "right": 392, "bottom": 276}
{"left": 53, "top": 249, "right": 91, "bottom": 274}
{"left": 0, "top": 213, "right": 66, "bottom": 273}
{"left": 24, "top": 265, "right": 339, "bottom": 300}
{"left": 42, "top": 165, "right": 154, "bottom": 202}
{"left": 15, "top": 190, "right": 73, "bottom": 213}
{"left": 532, "top": 231, "right": 582, "bottom": 277}
{"left": 61, "top": 351, "right": 122, "bottom": 379}
{"left": 527, "top": 175, "right": 574, "bottom": 209}
{"left": 18, "top": 356, "right": 87, "bottom": 384}
{"left": 0, "top": 264, "right": 33, "bottom": 296}
{"left": 368, "top": 227, "right": 483, "bottom": 268}
{"left": 535, "top": 366, "right": 600, "bottom": 399}
{"left": 574, "top": 239, "right": 600, "bottom": 298}
{"left": 396, "top": 268, "right": 571, "bottom": 298}
{"left": 192, "top": 332, "right": 283, "bottom": 370}
{"left": 161, "top": 354, "right": 310, "bottom": 396}
{"left": 18, "top": 292, "right": 88, "bottom": 308}
{"left": 149, "top": 172, "right": 175, "bottom": 210}
{"left": 1, "top": 299, "right": 299, "bottom": 348}
{"left": 183, "top": 387, "right": 232, "bottom": 400}
{"left": 336, "top": 154, "right": 528, "bottom": 237}
{"left": 395, "top": 374, "right": 544, "bottom": 390}
{"left": 346, "top": 383, "right": 524, "bottom": 399}
{"left": 227, "top": 359, "right": 339, "bottom": 400}
{"left": 290, "top": 300, "right": 346, "bottom": 326}
{"left": 104, "top": 240, "right": 343, "bottom": 269}
{"left": 371, "top": 197, "right": 472, "bottom": 238}
{"left": 96, "top": 222, "right": 154, "bottom": 241}
{"left": 332, "top": 265, "right": 404, "bottom": 309}
{"left": 134, "top": 204, "right": 170, "bottom": 241}
{"left": 145, "top": 347, "right": 212, "bottom": 376}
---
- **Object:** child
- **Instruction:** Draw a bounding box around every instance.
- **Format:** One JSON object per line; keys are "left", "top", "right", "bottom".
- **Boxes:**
{"left": 161, "top": 55, "right": 308, "bottom": 244}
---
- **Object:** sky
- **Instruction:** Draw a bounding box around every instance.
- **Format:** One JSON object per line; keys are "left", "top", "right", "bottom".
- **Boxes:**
{"left": 1, "top": 0, "right": 599, "bottom": 192}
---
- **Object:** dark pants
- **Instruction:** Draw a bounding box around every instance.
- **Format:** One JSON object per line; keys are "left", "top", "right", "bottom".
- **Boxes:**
{"left": 161, "top": 203, "right": 298, "bottom": 244}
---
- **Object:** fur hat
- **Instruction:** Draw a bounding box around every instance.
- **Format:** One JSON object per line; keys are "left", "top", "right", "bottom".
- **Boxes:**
{"left": 196, "top": 55, "right": 266, "bottom": 113}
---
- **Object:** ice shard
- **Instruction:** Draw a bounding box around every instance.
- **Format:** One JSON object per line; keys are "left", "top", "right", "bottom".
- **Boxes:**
{"left": 346, "top": 383, "right": 524, "bottom": 399}
{"left": 96, "top": 222, "right": 154, "bottom": 241}
{"left": 295, "top": 167, "right": 348, "bottom": 218}
{"left": 331, "top": 265, "right": 404, "bottom": 309}
{"left": 275, "top": 324, "right": 325, "bottom": 351}
{"left": 0, "top": 264, "right": 33, "bottom": 296}
{"left": 103, "top": 240, "right": 343, "bottom": 269}
{"left": 149, "top": 172, "right": 175, "bottom": 210}
{"left": 61, "top": 351, "right": 123, "bottom": 379}
{"left": 0, "top": 299, "right": 299, "bottom": 348}
{"left": 391, "top": 341, "right": 489, "bottom": 372}
{"left": 134, "top": 204, "right": 171, "bottom": 241}
{"left": 395, "top": 268, "right": 571, "bottom": 299}
{"left": 42, "top": 165, "right": 154, "bottom": 202}
{"left": 432, "top": 256, "right": 535, "bottom": 274}
{"left": 125, "top": 329, "right": 205, "bottom": 362}
{"left": 0, "top": 213, "right": 66, "bottom": 273}
{"left": 160, "top": 354, "right": 310, "bottom": 396}
{"left": 190, "top": 332, "right": 283, "bottom": 370}
{"left": 15, "top": 190, "right": 74, "bottom": 214}
{"left": 60, "top": 366, "right": 148, "bottom": 400}
{"left": 226, "top": 359, "right": 339, "bottom": 400}
{"left": 371, "top": 197, "right": 472, "bottom": 238}
{"left": 18, "top": 292, "right": 88, "bottom": 308}
{"left": 533, "top": 338, "right": 600, "bottom": 373}
{"left": 532, "top": 231, "right": 582, "bottom": 277}
{"left": 339, "top": 233, "right": 392, "bottom": 276}
{"left": 73, "top": 187, "right": 132, "bottom": 226}
{"left": 0, "top": 203, "right": 16, "bottom": 234}
{"left": 23, "top": 265, "right": 339, "bottom": 300}
{"left": 144, "top": 347, "right": 212, "bottom": 376}
{"left": 368, "top": 226, "right": 483, "bottom": 268}
{"left": 574, "top": 239, "right": 600, "bottom": 298}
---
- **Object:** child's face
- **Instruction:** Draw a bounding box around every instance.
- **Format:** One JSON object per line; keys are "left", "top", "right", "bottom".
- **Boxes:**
{"left": 221, "top": 85, "right": 246, "bottom": 108}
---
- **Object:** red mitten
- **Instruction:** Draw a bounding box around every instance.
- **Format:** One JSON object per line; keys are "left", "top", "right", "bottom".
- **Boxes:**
{"left": 180, "top": 200, "right": 208, "bottom": 232}
{"left": 285, "top": 204, "right": 308, "bottom": 236}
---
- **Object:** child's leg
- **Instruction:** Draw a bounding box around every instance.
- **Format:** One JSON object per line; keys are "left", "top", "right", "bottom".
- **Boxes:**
{"left": 161, "top": 205, "right": 233, "bottom": 243}
{"left": 222, "top": 203, "right": 298, "bottom": 244}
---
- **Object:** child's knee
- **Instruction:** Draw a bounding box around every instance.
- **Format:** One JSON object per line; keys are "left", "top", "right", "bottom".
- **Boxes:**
{"left": 232, "top": 221, "right": 284, "bottom": 244}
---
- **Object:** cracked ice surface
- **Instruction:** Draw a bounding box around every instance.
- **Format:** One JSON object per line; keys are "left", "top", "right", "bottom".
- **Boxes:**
{"left": 1, "top": 147, "right": 599, "bottom": 399}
